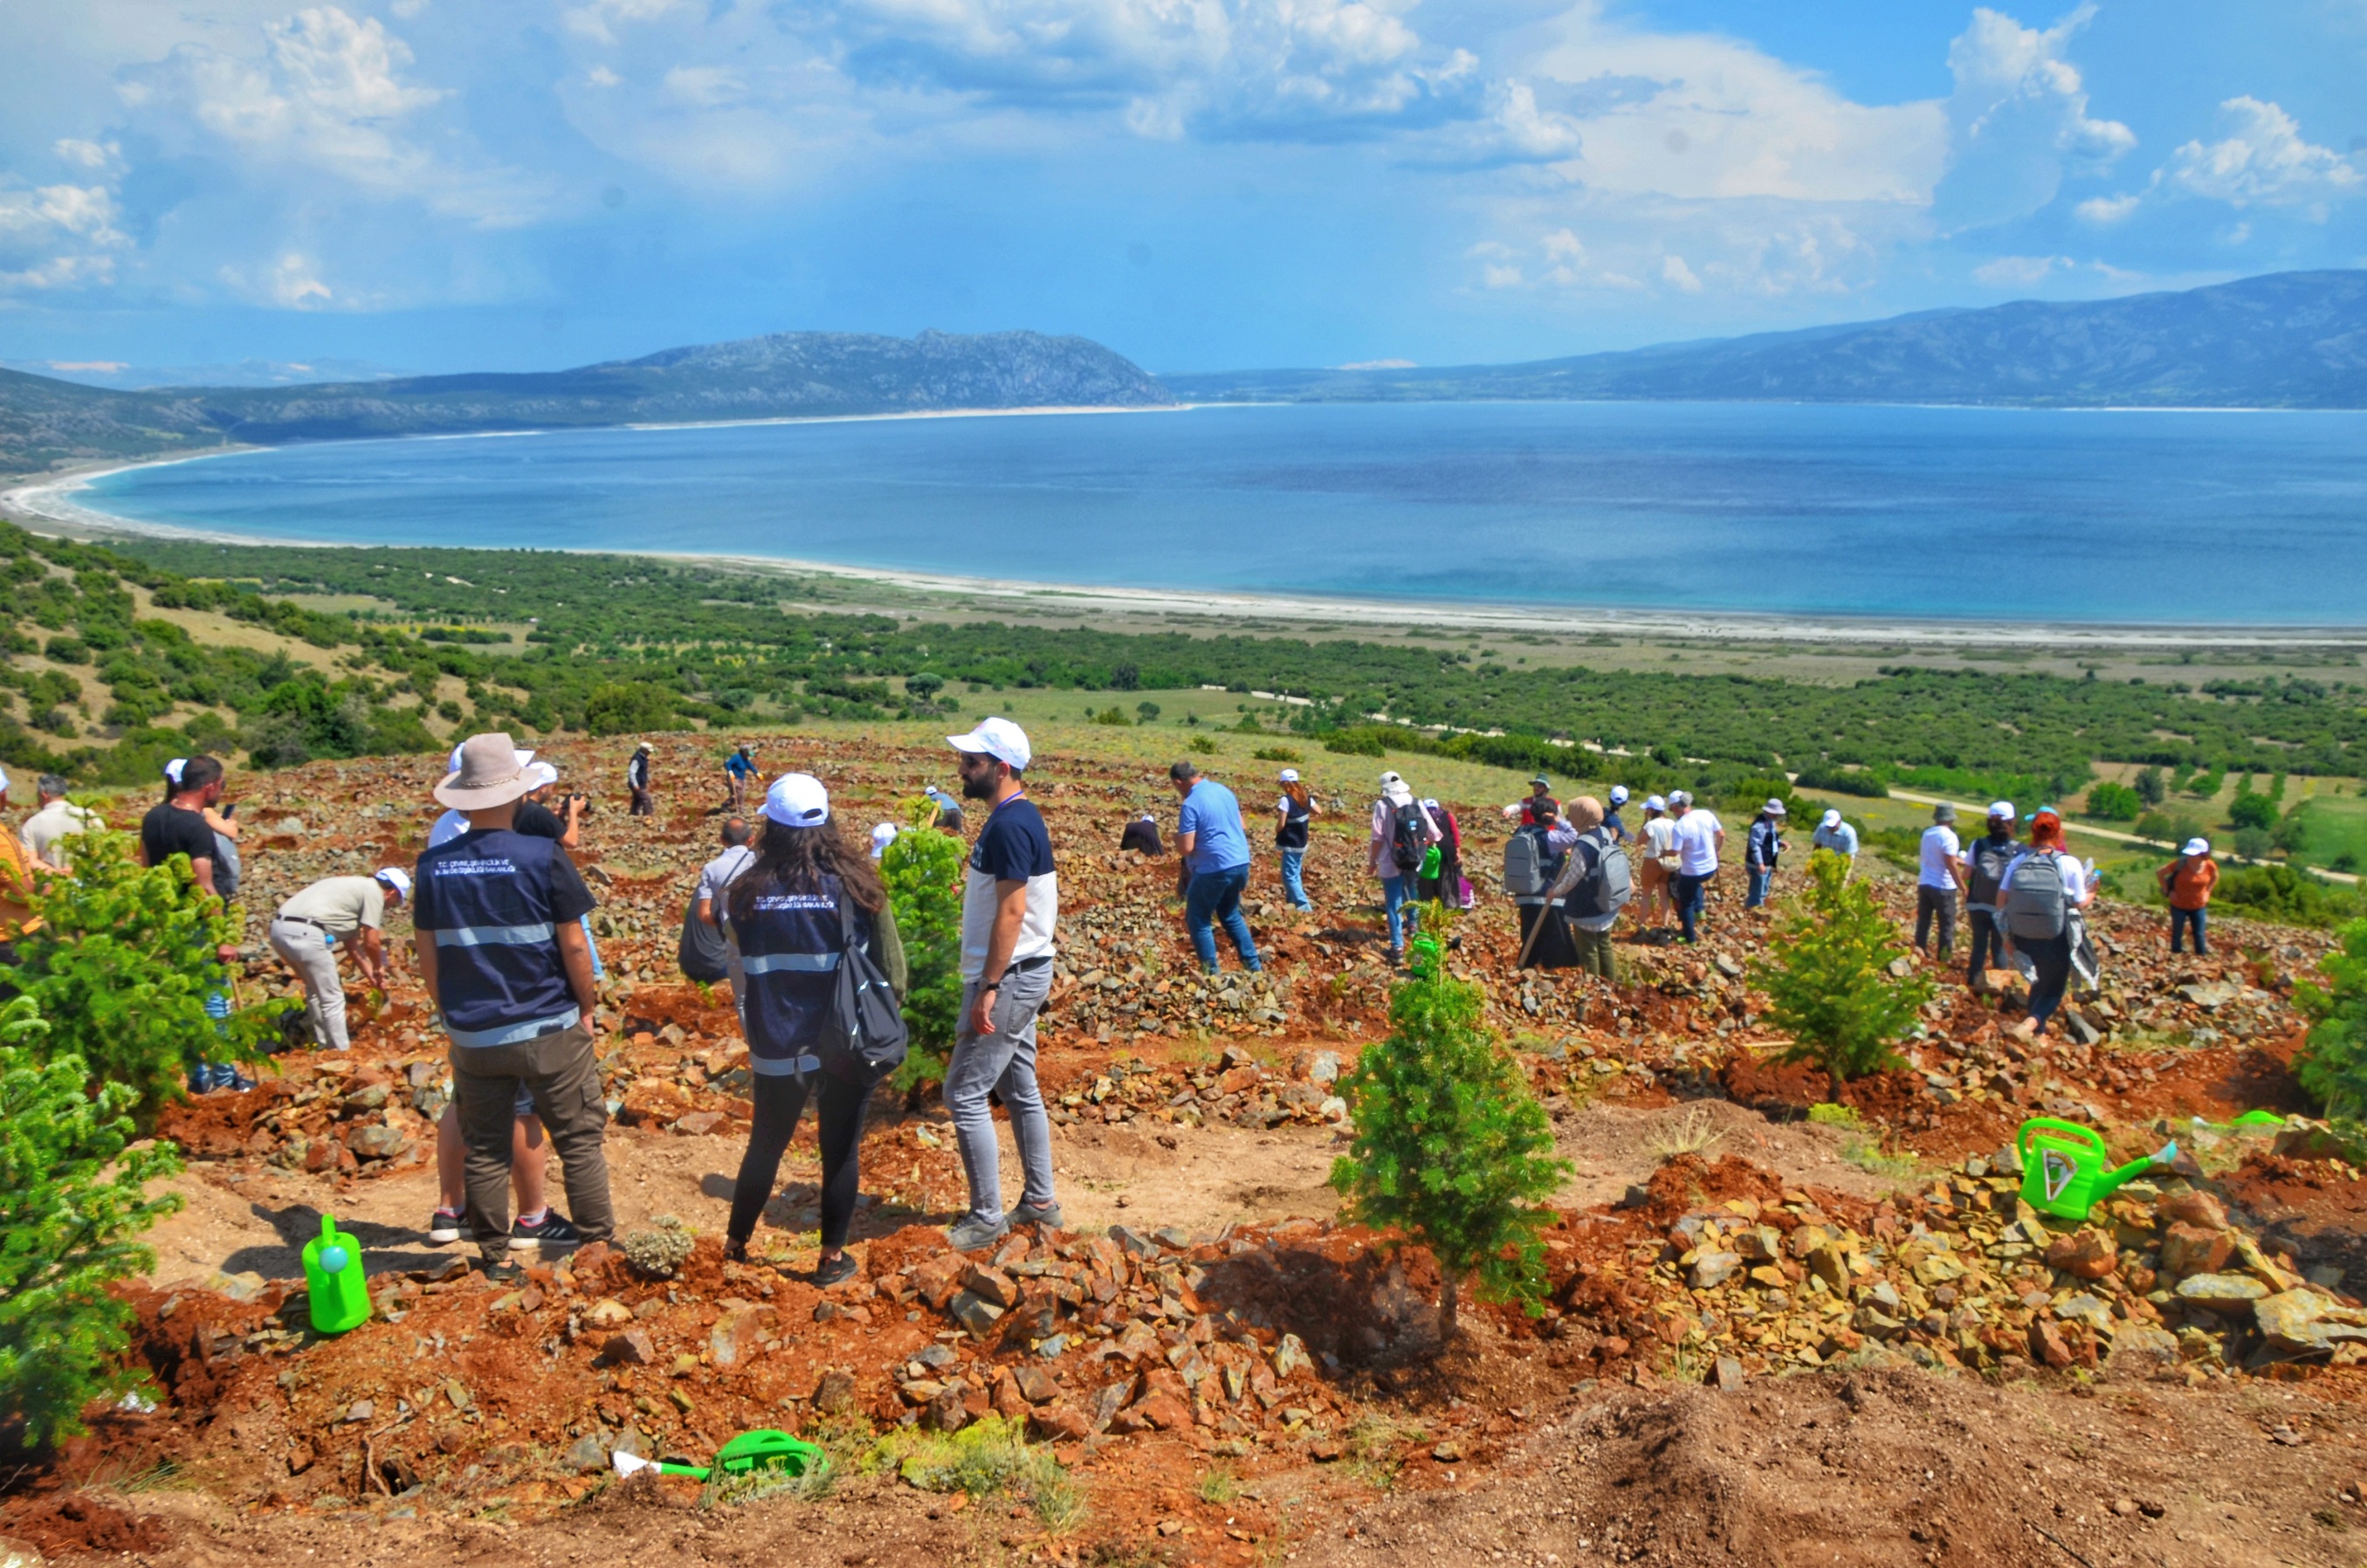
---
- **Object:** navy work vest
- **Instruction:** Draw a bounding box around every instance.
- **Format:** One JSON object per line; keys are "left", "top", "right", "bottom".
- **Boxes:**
{"left": 414, "top": 829, "right": 580, "bottom": 1046}
{"left": 722, "top": 874, "right": 873, "bottom": 1077}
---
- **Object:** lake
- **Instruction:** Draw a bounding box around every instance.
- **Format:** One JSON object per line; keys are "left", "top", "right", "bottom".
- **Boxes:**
{"left": 46, "top": 400, "right": 2367, "bottom": 623}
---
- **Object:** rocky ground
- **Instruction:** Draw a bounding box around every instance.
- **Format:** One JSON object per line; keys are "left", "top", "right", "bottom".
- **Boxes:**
{"left": 9, "top": 727, "right": 2367, "bottom": 1567}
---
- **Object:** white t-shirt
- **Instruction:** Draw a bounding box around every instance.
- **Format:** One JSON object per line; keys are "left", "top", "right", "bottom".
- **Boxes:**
{"left": 696, "top": 844, "right": 755, "bottom": 909}
{"left": 1918, "top": 825, "right": 1962, "bottom": 890}
{"left": 1643, "top": 815, "right": 1678, "bottom": 860}
{"left": 1672, "top": 810, "right": 1723, "bottom": 876}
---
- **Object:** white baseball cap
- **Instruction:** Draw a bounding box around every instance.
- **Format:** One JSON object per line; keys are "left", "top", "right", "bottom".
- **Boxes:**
{"left": 374, "top": 867, "right": 412, "bottom": 899}
{"left": 762, "top": 773, "right": 830, "bottom": 828}
{"left": 1609, "top": 785, "right": 1629, "bottom": 806}
{"left": 1669, "top": 790, "right": 1692, "bottom": 807}
{"left": 947, "top": 717, "right": 1030, "bottom": 772}
{"left": 870, "top": 822, "right": 898, "bottom": 858}
{"left": 1987, "top": 801, "right": 2015, "bottom": 821}
{"left": 1821, "top": 808, "right": 1842, "bottom": 829}
{"left": 2182, "top": 837, "right": 2211, "bottom": 856}
{"left": 1278, "top": 767, "right": 1300, "bottom": 782}
{"left": 1645, "top": 794, "right": 1667, "bottom": 812}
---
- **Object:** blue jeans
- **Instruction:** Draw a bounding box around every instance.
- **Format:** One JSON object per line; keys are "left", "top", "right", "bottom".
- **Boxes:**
{"left": 1381, "top": 875, "right": 1421, "bottom": 949}
{"left": 2171, "top": 906, "right": 2207, "bottom": 955}
{"left": 1673, "top": 871, "right": 1710, "bottom": 944}
{"left": 1966, "top": 909, "right": 2007, "bottom": 985}
{"left": 1744, "top": 867, "right": 1772, "bottom": 908}
{"left": 1279, "top": 849, "right": 1311, "bottom": 910}
{"left": 1186, "top": 865, "right": 1259, "bottom": 972}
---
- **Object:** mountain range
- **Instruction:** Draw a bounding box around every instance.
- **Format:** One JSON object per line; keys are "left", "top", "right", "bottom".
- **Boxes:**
{"left": 4, "top": 270, "right": 2364, "bottom": 483}
{"left": 0, "top": 329, "right": 1173, "bottom": 479}
{"left": 1162, "top": 270, "right": 2367, "bottom": 409}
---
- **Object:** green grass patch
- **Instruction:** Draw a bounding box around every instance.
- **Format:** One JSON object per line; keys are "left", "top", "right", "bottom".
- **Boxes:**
{"left": 1839, "top": 1135, "right": 1921, "bottom": 1181}
{"left": 1806, "top": 1102, "right": 1862, "bottom": 1129}
{"left": 2293, "top": 794, "right": 2367, "bottom": 875}
{"left": 867, "top": 1415, "right": 1084, "bottom": 1532}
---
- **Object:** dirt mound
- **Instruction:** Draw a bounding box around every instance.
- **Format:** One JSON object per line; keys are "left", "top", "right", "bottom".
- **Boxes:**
{"left": 1296, "top": 1365, "right": 2362, "bottom": 1567}
{"left": 0, "top": 1491, "right": 175, "bottom": 1557}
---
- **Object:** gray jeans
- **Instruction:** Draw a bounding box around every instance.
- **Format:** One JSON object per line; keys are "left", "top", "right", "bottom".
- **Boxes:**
{"left": 944, "top": 961, "right": 1056, "bottom": 1228}
{"left": 451, "top": 1021, "right": 614, "bottom": 1259}
{"left": 268, "top": 918, "right": 349, "bottom": 1050}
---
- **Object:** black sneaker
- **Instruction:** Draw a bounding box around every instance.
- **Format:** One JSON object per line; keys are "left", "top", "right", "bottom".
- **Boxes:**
{"left": 222, "top": 1069, "right": 257, "bottom": 1093}
{"left": 814, "top": 1253, "right": 859, "bottom": 1289}
{"left": 509, "top": 1210, "right": 586, "bottom": 1253}
{"left": 427, "top": 1207, "right": 464, "bottom": 1245}
{"left": 478, "top": 1258, "right": 524, "bottom": 1284}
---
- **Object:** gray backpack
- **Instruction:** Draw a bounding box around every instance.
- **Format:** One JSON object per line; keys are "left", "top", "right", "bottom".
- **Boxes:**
{"left": 1559, "top": 829, "right": 1634, "bottom": 919}
{"left": 2003, "top": 852, "right": 2068, "bottom": 940}
{"left": 1502, "top": 829, "right": 1547, "bottom": 897}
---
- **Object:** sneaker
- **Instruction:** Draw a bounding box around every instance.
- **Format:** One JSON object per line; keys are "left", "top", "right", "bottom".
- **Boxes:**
{"left": 814, "top": 1252, "right": 860, "bottom": 1289}
{"left": 509, "top": 1210, "right": 587, "bottom": 1253}
{"left": 478, "top": 1258, "right": 524, "bottom": 1285}
{"left": 427, "top": 1207, "right": 464, "bottom": 1245}
{"left": 222, "top": 1069, "right": 257, "bottom": 1093}
{"left": 1010, "top": 1201, "right": 1064, "bottom": 1231}
{"left": 946, "top": 1214, "right": 1010, "bottom": 1252}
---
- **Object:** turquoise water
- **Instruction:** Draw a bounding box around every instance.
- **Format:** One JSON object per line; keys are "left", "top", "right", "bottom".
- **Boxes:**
{"left": 68, "top": 400, "right": 2367, "bottom": 623}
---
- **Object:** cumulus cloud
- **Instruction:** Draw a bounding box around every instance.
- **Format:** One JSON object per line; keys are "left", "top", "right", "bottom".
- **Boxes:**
{"left": 2073, "top": 189, "right": 2142, "bottom": 224}
{"left": 1936, "top": 4, "right": 2133, "bottom": 230}
{"left": 1971, "top": 252, "right": 2070, "bottom": 286}
{"left": 1659, "top": 252, "right": 1700, "bottom": 292}
{"left": 2166, "top": 97, "right": 2363, "bottom": 209}
{"left": 1472, "top": 204, "right": 1886, "bottom": 299}
{"left": 0, "top": 182, "right": 128, "bottom": 294}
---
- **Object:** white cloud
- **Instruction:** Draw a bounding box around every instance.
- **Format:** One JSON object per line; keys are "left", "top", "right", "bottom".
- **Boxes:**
{"left": 1482, "top": 262, "right": 1523, "bottom": 288}
{"left": 2166, "top": 97, "right": 2363, "bottom": 209}
{"left": 0, "top": 182, "right": 128, "bottom": 294}
{"left": 271, "top": 251, "right": 332, "bottom": 305}
{"left": 1937, "top": 4, "right": 2133, "bottom": 230}
{"left": 2073, "top": 190, "right": 2141, "bottom": 224}
{"left": 0, "top": 253, "right": 118, "bottom": 292}
{"left": 1525, "top": 9, "right": 1947, "bottom": 205}
{"left": 586, "top": 65, "right": 622, "bottom": 87}
{"left": 1659, "top": 252, "right": 1700, "bottom": 292}
{"left": 565, "top": 0, "right": 692, "bottom": 46}
{"left": 1971, "top": 252, "right": 2071, "bottom": 286}
{"left": 663, "top": 65, "right": 748, "bottom": 106}
{"left": 52, "top": 138, "right": 119, "bottom": 171}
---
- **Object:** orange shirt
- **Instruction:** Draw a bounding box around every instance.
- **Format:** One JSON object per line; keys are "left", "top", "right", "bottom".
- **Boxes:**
{"left": 0, "top": 828, "right": 43, "bottom": 942}
{"left": 2158, "top": 856, "right": 2218, "bottom": 911}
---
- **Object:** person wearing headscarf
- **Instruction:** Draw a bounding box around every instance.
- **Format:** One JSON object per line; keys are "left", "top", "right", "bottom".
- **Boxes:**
{"left": 1368, "top": 771, "right": 1441, "bottom": 963}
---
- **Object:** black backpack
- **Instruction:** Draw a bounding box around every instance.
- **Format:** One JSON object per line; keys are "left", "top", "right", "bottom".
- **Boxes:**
{"left": 1389, "top": 801, "right": 1428, "bottom": 875}
{"left": 819, "top": 894, "right": 909, "bottom": 1087}
{"left": 1966, "top": 836, "right": 2017, "bottom": 907}
{"left": 676, "top": 893, "right": 731, "bottom": 984}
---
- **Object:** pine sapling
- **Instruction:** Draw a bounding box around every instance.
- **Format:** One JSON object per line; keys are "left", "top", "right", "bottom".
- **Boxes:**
{"left": 2296, "top": 918, "right": 2367, "bottom": 1118}
{"left": 1329, "top": 963, "right": 1570, "bottom": 1342}
{"left": 881, "top": 798, "right": 968, "bottom": 1090}
{"left": 1753, "top": 849, "right": 1935, "bottom": 1083}
{"left": 0, "top": 998, "right": 185, "bottom": 1457}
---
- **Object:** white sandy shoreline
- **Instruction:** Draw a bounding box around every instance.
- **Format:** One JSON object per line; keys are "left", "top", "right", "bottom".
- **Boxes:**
{"left": 8, "top": 417, "right": 2367, "bottom": 651}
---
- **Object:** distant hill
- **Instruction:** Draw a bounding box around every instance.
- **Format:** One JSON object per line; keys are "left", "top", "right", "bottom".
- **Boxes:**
{"left": 1163, "top": 270, "right": 2367, "bottom": 409}
{"left": 0, "top": 328, "right": 1174, "bottom": 479}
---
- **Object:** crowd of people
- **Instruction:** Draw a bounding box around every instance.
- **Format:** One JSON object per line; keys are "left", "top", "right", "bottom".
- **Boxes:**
{"left": 0, "top": 726, "right": 2248, "bottom": 1279}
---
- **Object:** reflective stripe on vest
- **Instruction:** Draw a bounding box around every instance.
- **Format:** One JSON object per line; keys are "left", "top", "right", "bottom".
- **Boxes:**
{"left": 448, "top": 1006, "right": 581, "bottom": 1049}
{"left": 433, "top": 921, "right": 558, "bottom": 947}
{"left": 739, "top": 951, "right": 841, "bottom": 974}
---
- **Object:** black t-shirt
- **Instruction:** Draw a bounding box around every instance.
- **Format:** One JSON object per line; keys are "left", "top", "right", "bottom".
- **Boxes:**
{"left": 513, "top": 799, "right": 564, "bottom": 839}
{"left": 141, "top": 802, "right": 218, "bottom": 875}
{"left": 971, "top": 797, "right": 1055, "bottom": 882}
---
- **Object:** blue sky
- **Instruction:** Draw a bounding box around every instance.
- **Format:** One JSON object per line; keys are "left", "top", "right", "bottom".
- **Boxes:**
{"left": 1, "top": 0, "right": 2362, "bottom": 378}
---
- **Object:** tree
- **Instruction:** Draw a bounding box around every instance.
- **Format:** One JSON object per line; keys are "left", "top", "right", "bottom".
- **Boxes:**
{"left": 1754, "top": 849, "right": 1934, "bottom": 1083}
{"left": 583, "top": 681, "right": 686, "bottom": 737}
{"left": 2230, "top": 791, "right": 2278, "bottom": 832}
{"left": 2134, "top": 767, "right": 2165, "bottom": 806}
{"left": 2083, "top": 781, "right": 2142, "bottom": 821}
{"left": 1329, "top": 960, "right": 1569, "bottom": 1341}
{"left": 10, "top": 828, "right": 291, "bottom": 1124}
{"left": 880, "top": 801, "right": 967, "bottom": 1090}
{"left": 2296, "top": 920, "right": 2367, "bottom": 1118}
{"left": 1134, "top": 701, "right": 1161, "bottom": 724}
{"left": 0, "top": 999, "right": 186, "bottom": 1457}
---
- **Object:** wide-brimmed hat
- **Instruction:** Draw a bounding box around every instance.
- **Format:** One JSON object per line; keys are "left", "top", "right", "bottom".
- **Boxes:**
{"left": 435, "top": 733, "right": 535, "bottom": 810}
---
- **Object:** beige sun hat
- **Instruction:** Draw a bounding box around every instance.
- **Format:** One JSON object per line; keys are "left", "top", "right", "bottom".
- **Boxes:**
{"left": 434, "top": 732, "right": 534, "bottom": 810}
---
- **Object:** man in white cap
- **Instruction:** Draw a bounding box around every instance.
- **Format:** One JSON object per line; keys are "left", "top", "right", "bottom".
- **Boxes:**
{"left": 2157, "top": 836, "right": 2219, "bottom": 957}
{"left": 412, "top": 733, "right": 611, "bottom": 1274}
{"left": 1810, "top": 808, "right": 1860, "bottom": 878}
{"left": 268, "top": 868, "right": 410, "bottom": 1051}
{"left": 1959, "top": 801, "right": 2020, "bottom": 989}
{"left": 1602, "top": 785, "right": 1631, "bottom": 843}
{"left": 138, "top": 754, "right": 251, "bottom": 1094}
{"left": 1744, "top": 798, "right": 1787, "bottom": 910}
{"left": 627, "top": 741, "right": 655, "bottom": 816}
{"left": 943, "top": 718, "right": 1061, "bottom": 1249}
{"left": 1638, "top": 795, "right": 1677, "bottom": 931}
{"left": 1666, "top": 791, "right": 1724, "bottom": 945}
{"left": 1370, "top": 770, "right": 1441, "bottom": 963}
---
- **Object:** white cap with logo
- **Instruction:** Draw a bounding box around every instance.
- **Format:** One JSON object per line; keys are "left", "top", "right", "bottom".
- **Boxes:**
{"left": 947, "top": 717, "right": 1031, "bottom": 772}
{"left": 763, "top": 773, "right": 831, "bottom": 828}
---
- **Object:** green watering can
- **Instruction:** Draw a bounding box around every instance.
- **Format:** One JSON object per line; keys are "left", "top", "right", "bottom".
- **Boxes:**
{"left": 611, "top": 1428, "right": 829, "bottom": 1483}
{"left": 300, "top": 1214, "right": 372, "bottom": 1335}
{"left": 2016, "top": 1118, "right": 2178, "bottom": 1222}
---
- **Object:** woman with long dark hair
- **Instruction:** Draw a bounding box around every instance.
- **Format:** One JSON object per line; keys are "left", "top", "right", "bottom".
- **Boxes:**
{"left": 719, "top": 774, "right": 906, "bottom": 1285}
{"left": 1273, "top": 768, "right": 1317, "bottom": 911}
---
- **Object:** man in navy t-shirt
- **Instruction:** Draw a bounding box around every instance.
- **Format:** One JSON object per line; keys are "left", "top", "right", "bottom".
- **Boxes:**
{"left": 942, "top": 718, "right": 1060, "bottom": 1251}
{"left": 1171, "top": 760, "right": 1260, "bottom": 974}
{"left": 413, "top": 732, "right": 612, "bottom": 1274}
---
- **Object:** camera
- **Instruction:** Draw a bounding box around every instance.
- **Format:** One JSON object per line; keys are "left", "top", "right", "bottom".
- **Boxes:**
{"left": 562, "top": 790, "right": 594, "bottom": 818}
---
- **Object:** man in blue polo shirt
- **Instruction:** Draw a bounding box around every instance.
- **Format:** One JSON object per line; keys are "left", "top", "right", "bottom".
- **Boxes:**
{"left": 943, "top": 718, "right": 1061, "bottom": 1251}
{"left": 1171, "top": 760, "right": 1259, "bottom": 974}
{"left": 412, "top": 732, "right": 612, "bottom": 1274}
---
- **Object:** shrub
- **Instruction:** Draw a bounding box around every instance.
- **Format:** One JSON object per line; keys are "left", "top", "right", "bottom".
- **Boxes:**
{"left": 1187, "top": 736, "right": 1216, "bottom": 755}
{"left": 1790, "top": 764, "right": 1887, "bottom": 799}
{"left": 1754, "top": 850, "right": 1933, "bottom": 1083}
{"left": 1090, "top": 707, "right": 1131, "bottom": 726}
{"left": 881, "top": 801, "right": 967, "bottom": 1090}
{"left": 2295, "top": 920, "right": 2367, "bottom": 1118}
{"left": 2229, "top": 791, "right": 2278, "bottom": 832}
{"left": 2133, "top": 809, "right": 2206, "bottom": 849}
{"left": 11, "top": 827, "right": 291, "bottom": 1124}
{"left": 1324, "top": 728, "right": 1388, "bottom": 757}
{"left": 0, "top": 1001, "right": 186, "bottom": 1457}
{"left": 2233, "top": 827, "right": 2274, "bottom": 860}
{"left": 2212, "top": 863, "right": 2364, "bottom": 929}
{"left": 1134, "top": 701, "right": 1160, "bottom": 723}
{"left": 1329, "top": 964, "right": 1569, "bottom": 1340}
{"left": 2134, "top": 767, "right": 2165, "bottom": 806}
{"left": 1251, "top": 746, "right": 1302, "bottom": 763}
{"left": 2083, "top": 781, "right": 2142, "bottom": 821}
{"left": 583, "top": 681, "right": 686, "bottom": 737}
